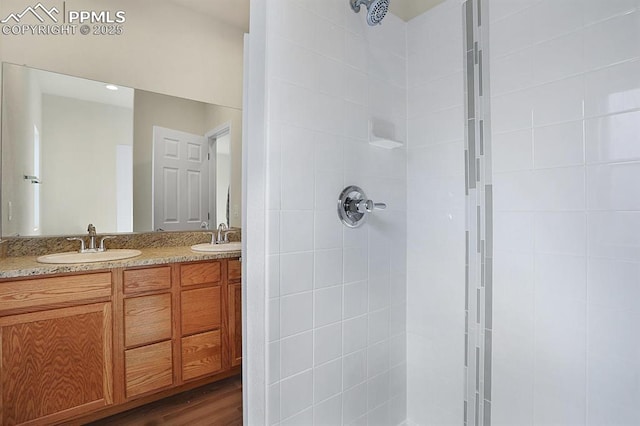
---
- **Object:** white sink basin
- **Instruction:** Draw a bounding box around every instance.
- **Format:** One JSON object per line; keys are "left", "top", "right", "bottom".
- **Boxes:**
{"left": 37, "top": 249, "right": 142, "bottom": 264}
{"left": 191, "top": 242, "right": 242, "bottom": 253}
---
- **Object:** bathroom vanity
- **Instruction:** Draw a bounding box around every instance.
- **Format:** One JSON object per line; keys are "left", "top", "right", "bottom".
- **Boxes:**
{"left": 0, "top": 248, "right": 241, "bottom": 425}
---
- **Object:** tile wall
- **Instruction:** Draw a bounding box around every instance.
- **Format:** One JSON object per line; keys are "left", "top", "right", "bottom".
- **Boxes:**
{"left": 489, "top": 0, "right": 640, "bottom": 424}
{"left": 406, "top": 1, "right": 467, "bottom": 425}
{"left": 261, "top": 1, "right": 408, "bottom": 424}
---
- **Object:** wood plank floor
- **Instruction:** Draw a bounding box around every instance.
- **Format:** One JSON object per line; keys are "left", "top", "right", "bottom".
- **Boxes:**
{"left": 87, "top": 376, "right": 242, "bottom": 426}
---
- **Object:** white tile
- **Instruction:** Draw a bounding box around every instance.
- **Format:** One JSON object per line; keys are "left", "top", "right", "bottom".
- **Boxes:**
{"left": 492, "top": 128, "right": 534, "bottom": 172}
{"left": 532, "top": 166, "right": 585, "bottom": 211}
{"left": 343, "top": 349, "right": 367, "bottom": 390}
{"left": 280, "top": 252, "right": 313, "bottom": 296}
{"left": 314, "top": 133, "right": 344, "bottom": 172}
{"left": 587, "top": 212, "right": 640, "bottom": 261}
{"left": 281, "top": 407, "right": 313, "bottom": 426}
{"left": 492, "top": 89, "right": 534, "bottom": 133}
{"left": 344, "top": 280, "right": 368, "bottom": 319}
{"left": 268, "top": 383, "right": 281, "bottom": 425}
{"left": 532, "top": 76, "right": 584, "bottom": 127}
{"left": 531, "top": 0, "right": 584, "bottom": 43}
{"left": 533, "top": 121, "right": 584, "bottom": 168}
{"left": 367, "top": 401, "right": 390, "bottom": 426}
{"left": 489, "top": 0, "right": 542, "bottom": 23}
{"left": 315, "top": 170, "right": 344, "bottom": 210}
{"left": 315, "top": 211, "right": 342, "bottom": 250}
{"left": 280, "top": 370, "right": 313, "bottom": 420}
{"left": 269, "top": 341, "right": 281, "bottom": 385}
{"left": 531, "top": 31, "right": 584, "bottom": 85}
{"left": 315, "top": 55, "right": 347, "bottom": 98}
{"left": 345, "top": 67, "right": 369, "bottom": 106}
{"left": 274, "top": 2, "right": 315, "bottom": 49}
{"left": 368, "top": 308, "right": 390, "bottom": 345}
{"left": 588, "top": 258, "right": 640, "bottom": 310}
{"left": 493, "top": 212, "right": 535, "bottom": 253}
{"left": 367, "top": 340, "right": 389, "bottom": 378}
{"left": 489, "top": 7, "right": 535, "bottom": 58}
{"left": 267, "top": 211, "right": 280, "bottom": 255}
{"left": 587, "top": 162, "right": 640, "bottom": 210}
{"left": 586, "top": 110, "right": 640, "bottom": 164}
{"left": 534, "top": 212, "right": 586, "bottom": 255}
{"left": 584, "top": 0, "right": 638, "bottom": 25}
{"left": 343, "top": 382, "right": 367, "bottom": 424}
{"left": 368, "top": 274, "right": 390, "bottom": 312}
{"left": 280, "top": 331, "right": 313, "bottom": 378}
{"left": 280, "top": 210, "right": 314, "bottom": 253}
{"left": 344, "top": 315, "right": 368, "bottom": 354}
{"left": 490, "top": 49, "right": 533, "bottom": 96}
{"left": 313, "top": 16, "right": 345, "bottom": 62}
{"left": 314, "top": 394, "right": 342, "bottom": 426}
{"left": 493, "top": 170, "right": 536, "bottom": 211}
{"left": 315, "top": 323, "right": 342, "bottom": 366}
{"left": 584, "top": 59, "right": 640, "bottom": 117}
{"left": 345, "top": 32, "right": 367, "bottom": 72}
{"left": 588, "top": 305, "right": 640, "bottom": 366}
{"left": 268, "top": 255, "right": 280, "bottom": 298}
{"left": 424, "top": 106, "right": 465, "bottom": 145}
{"left": 584, "top": 11, "right": 640, "bottom": 70}
{"left": 315, "top": 248, "right": 343, "bottom": 289}
{"left": 409, "top": 72, "right": 464, "bottom": 117}
{"left": 314, "top": 358, "right": 342, "bottom": 403}
{"left": 271, "top": 37, "right": 317, "bottom": 89}
{"left": 281, "top": 126, "right": 315, "bottom": 210}
{"left": 367, "top": 371, "right": 390, "bottom": 411}
{"left": 534, "top": 254, "right": 586, "bottom": 301}
{"left": 344, "top": 247, "right": 368, "bottom": 283}
{"left": 280, "top": 292, "right": 313, "bottom": 338}
{"left": 493, "top": 251, "right": 535, "bottom": 336}
{"left": 314, "top": 285, "right": 342, "bottom": 327}
{"left": 269, "top": 298, "right": 280, "bottom": 342}
{"left": 314, "top": 93, "right": 346, "bottom": 135}
{"left": 407, "top": 142, "right": 464, "bottom": 179}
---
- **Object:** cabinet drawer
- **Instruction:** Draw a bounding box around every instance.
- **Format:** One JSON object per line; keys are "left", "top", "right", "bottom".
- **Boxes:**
{"left": 228, "top": 259, "right": 241, "bottom": 282}
{"left": 0, "top": 272, "right": 111, "bottom": 314}
{"left": 182, "top": 330, "right": 222, "bottom": 381}
{"left": 125, "top": 340, "right": 173, "bottom": 398}
{"left": 123, "top": 266, "right": 171, "bottom": 294}
{"left": 181, "top": 262, "right": 221, "bottom": 287}
{"left": 181, "top": 287, "right": 221, "bottom": 335}
{"left": 124, "top": 294, "right": 172, "bottom": 348}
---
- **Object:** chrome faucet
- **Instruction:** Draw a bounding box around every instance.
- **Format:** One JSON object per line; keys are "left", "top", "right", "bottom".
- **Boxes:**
{"left": 207, "top": 223, "right": 237, "bottom": 244}
{"left": 67, "top": 224, "right": 116, "bottom": 253}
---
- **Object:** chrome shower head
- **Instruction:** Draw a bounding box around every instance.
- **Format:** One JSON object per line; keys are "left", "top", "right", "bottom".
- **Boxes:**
{"left": 350, "top": 0, "right": 389, "bottom": 26}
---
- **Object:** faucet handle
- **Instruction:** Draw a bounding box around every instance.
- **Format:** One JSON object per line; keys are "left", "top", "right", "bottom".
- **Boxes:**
{"left": 99, "top": 236, "right": 116, "bottom": 251}
{"left": 205, "top": 232, "right": 216, "bottom": 244}
{"left": 222, "top": 229, "right": 237, "bottom": 243}
{"left": 67, "top": 237, "right": 86, "bottom": 253}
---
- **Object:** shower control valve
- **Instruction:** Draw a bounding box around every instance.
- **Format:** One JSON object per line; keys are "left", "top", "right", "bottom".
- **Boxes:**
{"left": 338, "top": 185, "right": 387, "bottom": 228}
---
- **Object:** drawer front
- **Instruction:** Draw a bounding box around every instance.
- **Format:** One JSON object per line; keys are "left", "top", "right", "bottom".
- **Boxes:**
{"left": 124, "top": 294, "right": 172, "bottom": 348}
{"left": 228, "top": 259, "right": 241, "bottom": 282}
{"left": 182, "top": 330, "right": 222, "bottom": 381}
{"left": 181, "top": 287, "right": 221, "bottom": 335}
{"left": 125, "top": 340, "right": 173, "bottom": 399}
{"left": 0, "top": 272, "right": 111, "bottom": 314}
{"left": 181, "top": 262, "right": 221, "bottom": 287}
{"left": 123, "top": 266, "right": 171, "bottom": 294}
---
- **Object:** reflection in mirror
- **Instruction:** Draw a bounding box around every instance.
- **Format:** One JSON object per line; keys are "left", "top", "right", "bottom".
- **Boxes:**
{"left": 2, "top": 63, "right": 241, "bottom": 237}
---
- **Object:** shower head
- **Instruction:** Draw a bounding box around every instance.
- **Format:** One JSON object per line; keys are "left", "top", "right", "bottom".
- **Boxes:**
{"left": 350, "top": 0, "right": 389, "bottom": 26}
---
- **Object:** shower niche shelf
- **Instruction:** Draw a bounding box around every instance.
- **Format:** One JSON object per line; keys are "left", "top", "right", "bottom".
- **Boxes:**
{"left": 369, "top": 118, "right": 403, "bottom": 149}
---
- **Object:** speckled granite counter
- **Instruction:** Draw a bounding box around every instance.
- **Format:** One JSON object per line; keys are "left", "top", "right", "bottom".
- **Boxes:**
{"left": 0, "top": 246, "right": 241, "bottom": 279}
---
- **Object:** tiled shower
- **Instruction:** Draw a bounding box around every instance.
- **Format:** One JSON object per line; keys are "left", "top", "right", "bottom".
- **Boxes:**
{"left": 244, "top": 0, "right": 640, "bottom": 424}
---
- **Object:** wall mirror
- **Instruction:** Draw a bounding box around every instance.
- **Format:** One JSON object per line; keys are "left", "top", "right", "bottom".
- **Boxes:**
{"left": 1, "top": 62, "right": 241, "bottom": 237}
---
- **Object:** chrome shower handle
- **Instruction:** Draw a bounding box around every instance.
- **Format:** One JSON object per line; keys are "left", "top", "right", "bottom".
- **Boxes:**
{"left": 356, "top": 199, "right": 387, "bottom": 213}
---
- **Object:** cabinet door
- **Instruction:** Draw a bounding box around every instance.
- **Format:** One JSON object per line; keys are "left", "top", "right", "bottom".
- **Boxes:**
{"left": 182, "top": 330, "right": 222, "bottom": 381}
{"left": 181, "top": 287, "right": 221, "bottom": 336}
{"left": 125, "top": 340, "right": 173, "bottom": 399}
{"left": 228, "top": 283, "right": 242, "bottom": 367}
{"left": 0, "top": 303, "right": 113, "bottom": 425}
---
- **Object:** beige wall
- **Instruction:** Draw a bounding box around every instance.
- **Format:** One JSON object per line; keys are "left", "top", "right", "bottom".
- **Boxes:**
{"left": 0, "top": 0, "right": 244, "bottom": 108}
{"left": 41, "top": 95, "right": 133, "bottom": 235}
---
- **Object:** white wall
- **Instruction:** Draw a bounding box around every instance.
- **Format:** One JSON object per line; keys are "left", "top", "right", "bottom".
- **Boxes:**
{"left": 489, "top": 0, "right": 640, "bottom": 424}
{"left": 41, "top": 94, "right": 132, "bottom": 235}
{"left": 406, "top": 1, "right": 466, "bottom": 424}
{"left": 0, "top": 0, "right": 245, "bottom": 108}
{"left": 248, "top": 1, "right": 408, "bottom": 424}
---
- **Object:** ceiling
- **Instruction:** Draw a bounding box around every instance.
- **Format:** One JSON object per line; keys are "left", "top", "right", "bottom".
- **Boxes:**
{"left": 167, "top": 0, "right": 445, "bottom": 32}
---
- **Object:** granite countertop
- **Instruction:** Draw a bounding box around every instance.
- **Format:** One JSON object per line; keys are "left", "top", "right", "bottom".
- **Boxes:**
{"left": 0, "top": 246, "right": 241, "bottom": 279}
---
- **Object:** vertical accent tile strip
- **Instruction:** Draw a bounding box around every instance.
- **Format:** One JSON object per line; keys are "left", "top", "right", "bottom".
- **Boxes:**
{"left": 464, "top": 0, "right": 493, "bottom": 424}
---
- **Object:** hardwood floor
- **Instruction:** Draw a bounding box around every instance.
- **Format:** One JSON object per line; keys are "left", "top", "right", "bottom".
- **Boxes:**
{"left": 87, "top": 375, "right": 242, "bottom": 426}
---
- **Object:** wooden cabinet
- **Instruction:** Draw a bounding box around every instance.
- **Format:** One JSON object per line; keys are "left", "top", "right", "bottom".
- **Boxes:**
{"left": 0, "top": 272, "right": 113, "bottom": 426}
{"left": 0, "top": 257, "right": 241, "bottom": 425}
